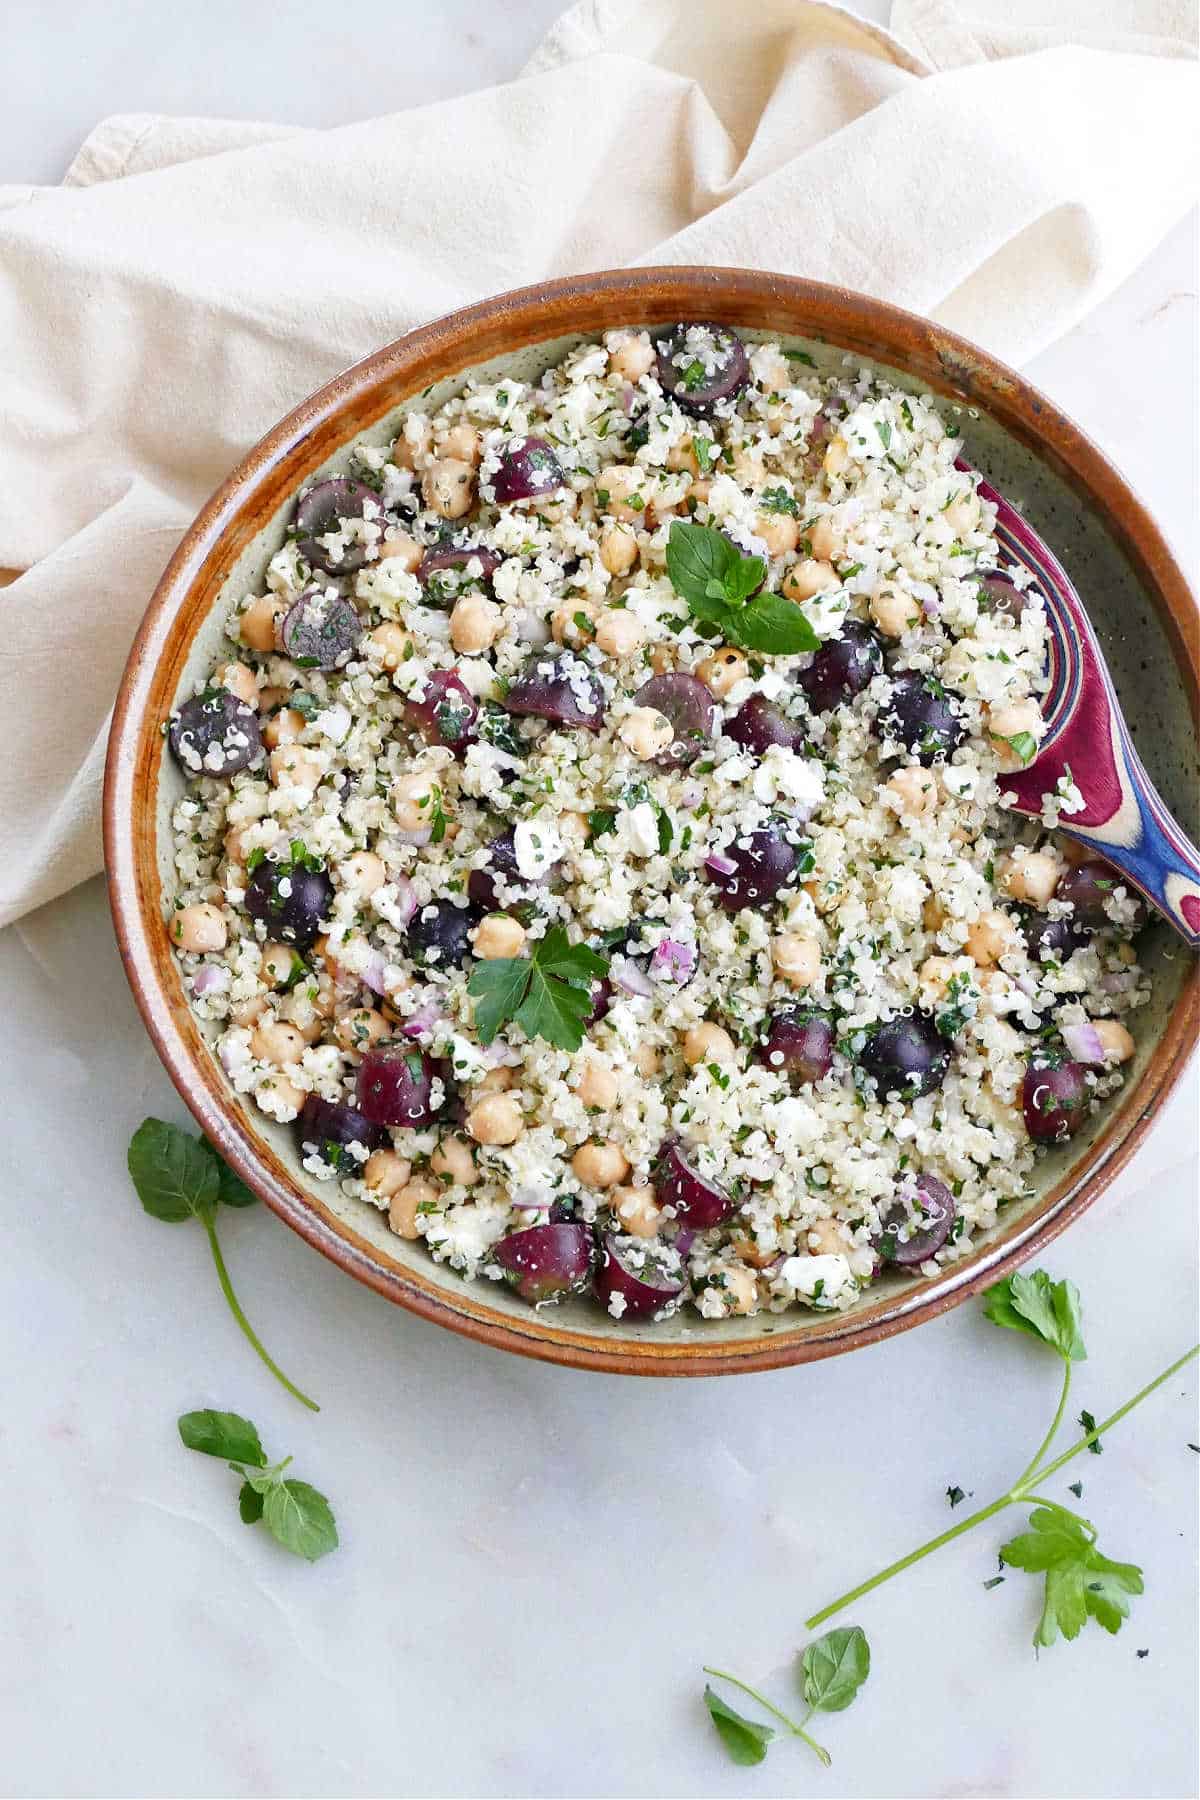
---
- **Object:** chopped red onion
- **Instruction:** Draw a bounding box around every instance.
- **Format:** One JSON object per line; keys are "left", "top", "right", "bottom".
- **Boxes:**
{"left": 679, "top": 783, "right": 704, "bottom": 812}
{"left": 396, "top": 827, "right": 433, "bottom": 848}
{"left": 1101, "top": 970, "right": 1137, "bottom": 994}
{"left": 401, "top": 997, "right": 444, "bottom": 1037}
{"left": 610, "top": 954, "right": 653, "bottom": 998}
{"left": 1062, "top": 1021, "right": 1106, "bottom": 1065}
{"left": 673, "top": 1228, "right": 696, "bottom": 1258}
{"left": 651, "top": 938, "right": 697, "bottom": 984}
{"left": 1016, "top": 972, "right": 1039, "bottom": 997}
{"left": 390, "top": 876, "right": 418, "bottom": 927}
{"left": 705, "top": 852, "right": 738, "bottom": 878}
{"left": 921, "top": 595, "right": 941, "bottom": 617}
{"left": 360, "top": 950, "right": 388, "bottom": 995}
{"left": 192, "top": 964, "right": 228, "bottom": 996}
{"left": 620, "top": 383, "right": 636, "bottom": 417}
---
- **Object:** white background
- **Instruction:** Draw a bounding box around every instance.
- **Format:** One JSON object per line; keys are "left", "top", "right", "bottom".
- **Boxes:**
{"left": 2, "top": 4, "right": 1197, "bottom": 1797}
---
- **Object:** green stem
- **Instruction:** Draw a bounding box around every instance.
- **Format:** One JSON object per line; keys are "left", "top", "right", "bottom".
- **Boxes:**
{"left": 1012, "top": 1359, "right": 1072, "bottom": 1492}
{"left": 1024, "top": 1343, "right": 1198, "bottom": 1486}
{"left": 805, "top": 1493, "right": 1015, "bottom": 1631}
{"left": 203, "top": 1217, "right": 319, "bottom": 1412}
{"left": 701, "top": 1669, "right": 830, "bottom": 1765}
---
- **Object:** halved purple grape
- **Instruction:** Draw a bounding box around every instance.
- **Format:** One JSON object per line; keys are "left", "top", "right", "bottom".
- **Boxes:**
{"left": 858, "top": 1014, "right": 952, "bottom": 1099}
{"left": 725, "top": 693, "right": 806, "bottom": 757}
{"left": 633, "top": 673, "right": 716, "bottom": 766}
{"left": 654, "top": 323, "right": 749, "bottom": 417}
{"left": 976, "top": 570, "right": 1027, "bottom": 621}
{"left": 405, "top": 670, "right": 479, "bottom": 753}
{"left": 1022, "top": 912, "right": 1087, "bottom": 964}
{"left": 493, "top": 1222, "right": 592, "bottom": 1303}
{"left": 1055, "top": 860, "right": 1134, "bottom": 929}
{"left": 594, "top": 1233, "right": 684, "bottom": 1319}
{"left": 879, "top": 671, "right": 966, "bottom": 765}
{"left": 704, "top": 827, "right": 798, "bottom": 912}
{"left": 279, "top": 588, "right": 361, "bottom": 670}
{"left": 466, "top": 831, "right": 535, "bottom": 911}
{"left": 356, "top": 1047, "right": 440, "bottom": 1128}
{"left": 504, "top": 650, "right": 606, "bottom": 731}
{"left": 1022, "top": 1053, "right": 1088, "bottom": 1142}
{"left": 756, "top": 1008, "right": 834, "bottom": 1085}
{"left": 168, "top": 689, "right": 262, "bottom": 777}
{"left": 245, "top": 856, "right": 333, "bottom": 949}
{"left": 417, "top": 544, "right": 501, "bottom": 602}
{"left": 491, "top": 436, "right": 565, "bottom": 505}
{"left": 584, "top": 977, "right": 613, "bottom": 1026}
{"left": 653, "top": 1140, "right": 732, "bottom": 1228}
{"left": 795, "top": 622, "right": 884, "bottom": 714}
{"left": 297, "top": 1094, "right": 385, "bottom": 1171}
{"left": 406, "top": 899, "right": 479, "bottom": 969}
{"left": 294, "top": 477, "right": 382, "bottom": 574}
{"left": 874, "top": 1173, "right": 955, "bottom": 1267}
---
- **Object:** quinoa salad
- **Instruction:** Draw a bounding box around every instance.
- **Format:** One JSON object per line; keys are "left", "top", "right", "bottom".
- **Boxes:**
{"left": 166, "top": 322, "right": 1150, "bottom": 1324}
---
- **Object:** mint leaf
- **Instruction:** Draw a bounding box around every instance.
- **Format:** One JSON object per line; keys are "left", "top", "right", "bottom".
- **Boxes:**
{"left": 263, "top": 1479, "right": 339, "bottom": 1562}
{"left": 177, "top": 1409, "right": 267, "bottom": 1466}
{"left": 723, "top": 556, "right": 767, "bottom": 606}
{"left": 238, "top": 1481, "right": 265, "bottom": 1524}
{"left": 983, "top": 1270, "right": 1087, "bottom": 1362}
{"left": 200, "top": 1136, "right": 258, "bottom": 1208}
{"left": 666, "top": 520, "right": 737, "bottom": 608}
{"left": 725, "top": 592, "right": 819, "bottom": 656}
{"left": 800, "top": 1626, "right": 870, "bottom": 1713}
{"left": 1000, "top": 1507, "right": 1142, "bottom": 1646}
{"left": 702, "top": 1687, "right": 774, "bottom": 1766}
{"left": 128, "top": 1118, "right": 219, "bottom": 1224}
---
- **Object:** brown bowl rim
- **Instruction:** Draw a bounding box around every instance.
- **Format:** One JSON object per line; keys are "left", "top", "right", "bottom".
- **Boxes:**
{"left": 103, "top": 267, "right": 1199, "bottom": 1377}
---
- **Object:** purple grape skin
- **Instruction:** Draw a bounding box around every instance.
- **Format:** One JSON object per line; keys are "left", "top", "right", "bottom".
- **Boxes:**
{"left": 795, "top": 623, "right": 884, "bottom": 714}
{"left": 633, "top": 673, "right": 716, "bottom": 766}
{"left": 406, "top": 900, "right": 479, "bottom": 969}
{"left": 756, "top": 1008, "right": 834, "bottom": 1085}
{"left": 493, "top": 1222, "right": 593, "bottom": 1303}
{"left": 503, "top": 650, "right": 606, "bottom": 731}
{"left": 245, "top": 858, "right": 333, "bottom": 950}
{"left": 976, "top": 570, "right": 1027, "bottom": 621}
{"left": 491, "top": 436, "right": 565, "bottom": 505}
{"left": 654, "top": 323, "right": 749, "bottom": 417}
{"left": 725, "top": 693, "right": 806, "bottom": 757}
{"left": 880, "top": 671, "right": 966, "bottom": 765}
{"left": 467, "top": 831, "right": 527, "bottom": 910}
{"left": 405, "top": 670, "right": 479, "bottom": 753}
{"left": 356, "top": 1048, "right": 440, "bottom": 1128}
{"left": 593, "top": 1233, "right": 684, "bottom": 1319}
{"left": 416, "top": 545, "right": 501, "bottom": 598}
{"left": 653, "top": 1141, "right": 732, "bottom": 1228}
{"left": 297, "top": 1095, "right": 386, "bottom": 1171}
{"left": 858, "top": 1014, "right": 952, "bottom": 1099}
{"left": 279, "top": 588, "right": 362, "bottom": 670}
{"left": 294, "top": 477, "right": 382, "bottom": 574}
{"left": 168, "top": 689, "right": 262, "bottom": 777}
{"left": 704, "top": 827, "right": 799, "bottom": 912}
{"left": 1022, "top": 1054, "right": 1088, "bottom": 1141}
{"left": 874, "top": 1173, "right": 956, "bottom": 1266}
{"left": 1022, "top": 912, "right": 1087, "bottom": 963}
{"left": 1055, "top": 860, "right": 1131, "bottom": 929}
{"left": 584, "top": 977, "right": 613, "bottom": 1026}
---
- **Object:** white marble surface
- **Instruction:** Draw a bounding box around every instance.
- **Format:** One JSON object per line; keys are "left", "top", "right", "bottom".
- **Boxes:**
{"left": 2, "top": 5, "right": 1197, "bottom": 1797}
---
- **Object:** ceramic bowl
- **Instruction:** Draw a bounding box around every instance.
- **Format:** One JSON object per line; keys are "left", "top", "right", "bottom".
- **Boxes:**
{"left": 104, "top": 270, "right": 1199, "bottom": 1375}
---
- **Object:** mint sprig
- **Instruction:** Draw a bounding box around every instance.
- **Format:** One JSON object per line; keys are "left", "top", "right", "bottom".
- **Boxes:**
{"left": 468, "top": 927, "right": 609, "bottom": 1052}
{"left": 666, "top": 521, "right": 818, "bottom": 655}
{"left": 178, "top": 1409, "right": 337, "bottom": 1561}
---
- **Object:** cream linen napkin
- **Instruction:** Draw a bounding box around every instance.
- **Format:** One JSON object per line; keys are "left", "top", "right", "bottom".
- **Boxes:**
{"left": 0, "top": 0, "right": 1195, "bottom": 927}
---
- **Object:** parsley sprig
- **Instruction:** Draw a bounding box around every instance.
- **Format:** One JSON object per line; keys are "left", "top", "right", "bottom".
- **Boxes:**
{"left": 178, "top": 1410, "right": 337, "bottom": 1560}
{"left": 666, "top": 521, "right": 818, "bottom": 655}
{"left": 805, "top": 1271, "right": 1197, "bottom": 1648}
{"left": 128, "top": 1118, "right": 318, "bottom": 1411}
{"left": 468, "top": 927, "right": 609, "bottom": 1053}
{"left": 703, "top": 1625, "right": 870, "bottom": 1767}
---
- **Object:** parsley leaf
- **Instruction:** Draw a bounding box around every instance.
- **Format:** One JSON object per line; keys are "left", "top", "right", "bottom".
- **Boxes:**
{"left": 982, "top": 1270, "right": 1087, "bottom": 1362}
{"left": 468, "top": 927, "right": 609, "bottom": 1052}
{"left": 702, "top": 1688, "right": 774, "bottom": 1765}
{"left": 177, "top": 1412, "right": 338, "bottom": 1562}
{"left": 1000, "top": 1508, "right": 1142, "bottom": 1647}
{"left": 666, "top": 522, "right": 817, "bottom": 656}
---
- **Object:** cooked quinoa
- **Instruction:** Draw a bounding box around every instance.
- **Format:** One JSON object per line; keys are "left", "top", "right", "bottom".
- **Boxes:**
{"left": 166, "top": 323, "right": 1150, "bottom": 1323}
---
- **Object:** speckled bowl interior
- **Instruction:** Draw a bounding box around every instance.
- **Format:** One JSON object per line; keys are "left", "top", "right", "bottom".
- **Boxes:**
{"left": 107, "top": 272, "right": 1198, "bottom": 1374}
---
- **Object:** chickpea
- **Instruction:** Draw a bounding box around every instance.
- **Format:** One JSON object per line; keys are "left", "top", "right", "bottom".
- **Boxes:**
{"left": 389, "top": 1177, "right": 438, "bottom": 1240}
{"left": 619, "top": 706, "right": 673, "bottom": 760}
{"left": 773, "top": 931, "right": 821, "bottom": 988}
{"left": 239, "top": 594, "right": 286, "bottom": 653}
{"left": 719, "top": 1263, "right": 760, "bottom": 1315}
{"left": 696, "top": 646, "right": 749, "bottom": 698}
{"left": 918, "top": 955, "right": 960, "bottom": 1009}
{"left": 648, "top": 643, "right": 676, "bottom": 676}
{"left": 256, "top": 686, "right": 286, "bottom": 713}
{"left": 365, "top": 623, "right": 412, "bottom": 671}
{"left": 596, "top": 463, "right": 650, "bottom": 525}
{"left": 341, "top": 850, "right": 385, "bottom": 900}
{"left": 333, "top": 1007, "right": 391, "bottom": 1053}
{"left": 682, "top": 1022, "right": 736, "bottom": 1067}
{"left": 613, "top": 1184, "right": 662, "bottom": 1238}
{"left": 364, "top": 1148, "right": 411, "bottom": 1200}
{"left": 476, "top": 1065, "right": 515, "bottom": 1094}
{"left": 966, "top": 908, "right": 1018, "bottom": 967}
{"left": 595, "top": 609, "right": 644, "bottom": 658}
{"left": 393, "top": 768, "right": 440, "bottom": 833}
{"left": 666, "top": 437, "right": 700, "bottom": 476}
{"left": 172, "top": 903, "right": 227, "bottom": 953}
{"left": 782, "top": 559, "right": 837, "bottom": 604}
{"left": 215, "top": 661, "right": 259, "bottom": 708}
{"left": 999, "top": 848, "right": 1062, "bottom": 907}
{"left": 574, "top": 1062, "right": 619, "bottom": 1110}
{"left": 440, "top": 422, "right": 481, "bottom": 465}
{"left": 261, "top": 706, "right": 305, "bottom": 749}
{"left": 421, "top": 456, "right": 474, "bottom": 520}
{"left": 807, "top": 1218, "right": 848, "bottom": 1257}
{"left": 551, "top": 600, "right": 598, "bottom": 647}
{"left": 870, "top": 586, "right": 921, "bottom": 638}
{"left": 599, "top": 522, "right": 639, "bottom": 577}
{"left": 1095, "top": 1018, "right": 1135, "bottom": 1063}
{"left": 260, "top": 941, "right": 296, "bottom": 986}
{"left": 687, "top": 477, "right": 712, "bottom": 506}
{"left": 269, "top": 745, "right": 322, "bottom": 797}
{"left": 923, "top": 894, "right": 946, "bottom": 932}
{"left": 633, "top": 1043, "right": 661, "bottom": 1077}
{"left": 729, "top": 446, "right": 764, "bottom": 487}
{"left": 377, "top": 530, "right": 422, "bottom": 572}
{"left": 250, "top": 1019, "right": 306, "bottom": 1067}
{"left": 823, "top": 435, "right": 850, "bottom": 479}
{"left": 472, "top": 914, "right": 526, "bottom": 960}
{"left": 467, "top": 1092, "right": 524, "bottom": 1146}
{"left": 886, "top": 765, "right": 939, "bottom": 817}
{"left": 450, "top": 593, "right": 502, "bottom": 654}
{"left": 230, "top": 995, "right": 268, "bottom": 1029}
{"left": 944, "top": 490, "right": 980, "bottom": 535}
{"left": 430, "top": 1135, "right": 479, "bottom": 1187}
{"left": 609, "top": 332, "right": 655, "bottom": 381}
{"left": 571, "top": 1140, "right": 630, "bottom": 1189}
{"left": 756, "top": 511, "right": 799, "bottom": 558}
{"left": 391, "top": 418, "right": 431, "bottom": 470}
{"left": 986, "top": 699, "right": 1044, "bottom": 770}
{"left": 808, "top": 516, "right": 839, "bottom": 561}
{"left": 732, "top": 1235, "right": 777, "bottom": 1269}
{"left": 254, "top": 1076, "right": 304, "bottom": 1119}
